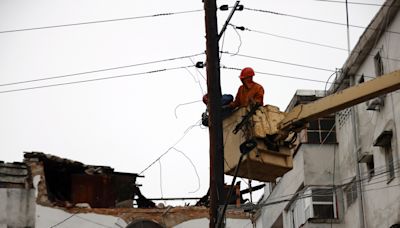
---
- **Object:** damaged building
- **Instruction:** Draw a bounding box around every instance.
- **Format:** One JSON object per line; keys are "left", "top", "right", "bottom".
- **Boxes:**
{"left": 1, "top": 152, "right": 252, "bottom": 227}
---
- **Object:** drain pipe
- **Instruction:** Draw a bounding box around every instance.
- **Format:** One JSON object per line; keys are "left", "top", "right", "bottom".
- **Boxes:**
{"left": 350, "top": 75, "right": 366, "bottom": 228}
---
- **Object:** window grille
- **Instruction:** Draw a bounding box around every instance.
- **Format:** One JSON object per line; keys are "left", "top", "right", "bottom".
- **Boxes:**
{"left": 337, "top": 108, "right": 351, "bottom": 129}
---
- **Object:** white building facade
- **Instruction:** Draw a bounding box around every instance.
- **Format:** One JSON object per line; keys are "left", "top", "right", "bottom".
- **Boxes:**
{"left": 256, "top": 1, "right": 400, "bottom": 227}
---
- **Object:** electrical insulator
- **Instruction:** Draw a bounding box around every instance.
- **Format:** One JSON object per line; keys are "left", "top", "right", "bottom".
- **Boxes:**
{"left": 196, "top": 62, "right": 205, "bottom": 68}
{"left": 219, "top": 5, "right": 229, "bottom": 11}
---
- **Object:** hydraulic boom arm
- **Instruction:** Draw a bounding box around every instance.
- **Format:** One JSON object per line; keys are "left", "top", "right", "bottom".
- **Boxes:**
{"left": 279, "top": 70, "right": 400, "bottom": 134}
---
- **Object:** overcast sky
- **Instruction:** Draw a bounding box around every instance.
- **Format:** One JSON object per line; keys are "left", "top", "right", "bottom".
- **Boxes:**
{"left": 0, "top": 0, "right": 384, "bottom": 205}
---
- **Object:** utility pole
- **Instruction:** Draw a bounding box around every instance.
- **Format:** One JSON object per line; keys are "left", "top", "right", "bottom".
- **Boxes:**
{"left": 204, "top": 0, "right": 224, "bottom": 227}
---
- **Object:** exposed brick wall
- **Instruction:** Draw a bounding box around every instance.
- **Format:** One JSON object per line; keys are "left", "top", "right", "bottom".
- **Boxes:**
{"left": 25, "top": 160, "right": 52, "bottom": 206}
{"left": 65, "top": 207, "right": 249, "bottom": 227}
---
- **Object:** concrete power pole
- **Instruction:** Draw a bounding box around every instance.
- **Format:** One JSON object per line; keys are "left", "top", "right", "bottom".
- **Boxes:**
{"left": 204, "top": 0, "right": 224, "bottom": 227}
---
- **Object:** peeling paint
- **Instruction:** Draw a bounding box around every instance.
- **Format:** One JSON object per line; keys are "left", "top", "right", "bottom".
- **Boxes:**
{"left": 33, "top": 175, "right": 40, "bottom": 198}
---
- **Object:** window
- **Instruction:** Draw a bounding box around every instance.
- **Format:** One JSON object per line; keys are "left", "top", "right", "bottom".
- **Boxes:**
{"left": 374, "top": 130, "right": 395, "bottom": 183}
{"left": 301, "top": 117, "right": 337, "bottom": 144}
{"left": 344, "top": 179, "right": 357, "bottom": 209}
{"left": 385, "top": 145, "right": 395, "bottom": 181}
{"left": 288, "top": 195, "right": 306, "bottom": 228}
{"left": 288, "top": 187, "right": 337, "bottom": 227}
{"left": 366, "top": 157, "right": 375, "bottom": 179}
{"left": 374, "top": 52, "right": 384, "bottom": 76}
{"left": 304, "top": 187, "right": 337, "bottom": 220}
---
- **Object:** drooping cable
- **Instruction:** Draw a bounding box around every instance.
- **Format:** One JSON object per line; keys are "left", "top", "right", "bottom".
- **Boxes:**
{"left": 139, "top": 119, "right": 202, "bottom": 175}
{"left": 159, "top": 160, "right": 165, "bottom": 204}
{"left": 222, "top": 65, "right": 337, "bottom": 84}
{"left": 231, "top": 24, "right": 400, "bottom": 62}
{"left": 49, "top": 211, "right": 79, "bottom": 228}
{"left": 314, "top": 0, "right": 395, "bottom": 7}
{"left": 221, "top": 51, "right": 336, "bottom": 72}
{"left": 75, "top": 215, "right": 114, "bottom": 228}
{"left": 0, "top": 9, "right": 203, "bottom": 34}
{"left": 228, "top": 24, "right": 243, "bottom": 56}
{"left": 172, "top": 147, "right": 201, "bottom": 193}
{"left": 0, "top": 53, "right": 204, "bottom": 87}
{"left": 244, "top": 7, "right": 400, "bottom": 35}
{"left": 184, "top": 65, "right": 205, "bottom": 95}
{"left": 188, "top": 57, "right": 206, "bottom": 81}
{"left": 237, "top": 25, "right": 348, "bottom": 51}
{"left": 174, "top": 100, "right": 202, "bottom": 119}
{"left": 325, "top": 71, "right": 338, "bottom": 95}
{"left": 0, "top": 65, "right": 194, "bottom": 94}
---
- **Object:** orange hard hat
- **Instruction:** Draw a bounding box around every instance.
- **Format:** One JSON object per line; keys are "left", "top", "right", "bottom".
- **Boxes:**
{"left": 239, "top": 67, "right": 255, "bottom": 79}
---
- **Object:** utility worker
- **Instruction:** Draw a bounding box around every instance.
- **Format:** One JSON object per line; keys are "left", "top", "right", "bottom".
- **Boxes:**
{"left": 228, "top": 67, "right": 264, "bottom": 109}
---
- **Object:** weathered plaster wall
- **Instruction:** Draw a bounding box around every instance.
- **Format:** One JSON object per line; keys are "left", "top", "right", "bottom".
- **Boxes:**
{"left": 173, "top": 218, "right": 251, "bottom": 228}
{"left": 62, "top": 207, "right": 249, "bottom": 228}
{"left": 36, "top": 205, "right": 127, "bottom": 228}
{"left": 339, "top": 8, "right": 400, "bottom": 228}
{"left": 0, "top": 188, "right": 36, "bottom": 227}
{"left": 260, "top": 149, "right": 305, "bottom": 228}
{"left": 258, "top": 143, "right": 338, "bottom": 228}
{"left": 303, "top": 144, "right": 336, "bottom": 186}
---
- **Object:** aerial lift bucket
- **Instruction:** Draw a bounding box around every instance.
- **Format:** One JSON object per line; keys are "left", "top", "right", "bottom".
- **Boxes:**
{"left": 223, "top": 105, "right": 293, "bottom": 182}
{"left": 223, "top": 70, "right": 400, "bottom": 182}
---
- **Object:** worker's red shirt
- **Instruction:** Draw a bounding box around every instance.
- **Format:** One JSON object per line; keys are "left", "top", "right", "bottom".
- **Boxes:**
{"left": 230, "top": 81, "right": 264, "bottom": 108}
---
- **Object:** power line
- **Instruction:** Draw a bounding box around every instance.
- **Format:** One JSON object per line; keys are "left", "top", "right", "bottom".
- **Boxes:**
{"left": 254, "top": 160, "right": 400, "bottom": 212}
{"left": 232, "top": 24, "right": 348, "bottom": 51}
{"left": 221, "top": 51, "right": 336, "bottom": 72}
{"left": 0, "top": 9, "right": 203, "bottom": 34}
{"left": 228, "top": 24, "right": 243, "bottom": 56}
{"left": 246, "top": 162, "right": 400, "bottom": 211}
{"left": 0, "top": 65, "right": 194, "bottom": 94}
{"left": 248, "top": 98, "right": 399, "bottom": 210}
{"left": 253, "top": 164, "right": 399, "bottom": 210}
{"left": 0, "top": 52, "right": 204, "bottom": 87}
{"left": 75, "top": 215, "right": 114, "bottom": 228}
{"left": 234, "top": 24, "right": 400, "bottom": 63}
{"left": 260, "top": 157, "right": 400, "bottom": 205}
{"left": 172, "top": 147, "right": 202, "bottom": 193}
{"left": 314, "top": 0, "right": 394, "bottom": 7}
{"left": 174, "top": 100, "right": 203, "bottom": 118}
{"left": 222, "top": 65, "right": 337, "bottom": 84}
{"left": 48, "top": 212, "right": 115, "bottom": 228}
{"left": 222, "top": 52, "right": 376, "bottom": 79}
{"left": 49, "top": 212, "right": 78, "bottom": 228}
{"left": 254, "top": 181, "right": 400, "bottom": 210}
{"left": 139, "top": 119, "right": 202, "bottom": 175}
{"left": 244, "top": 7, "right": 400, "bottom": 35}
{"left": 183, "top": 64, "right": 205, "bottom": 95}
{"left": 159, "top": 160, "right": 165, "bottom": 203}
